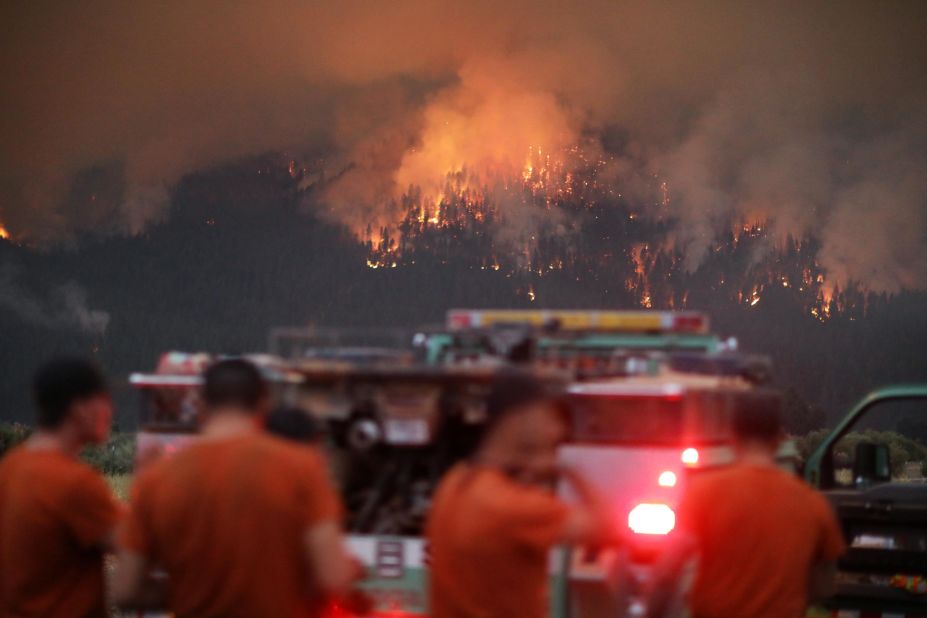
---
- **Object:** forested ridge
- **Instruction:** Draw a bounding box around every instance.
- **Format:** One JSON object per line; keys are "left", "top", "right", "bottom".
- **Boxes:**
{"left": 2, "top": 155, "right": 926, "bottom": 429}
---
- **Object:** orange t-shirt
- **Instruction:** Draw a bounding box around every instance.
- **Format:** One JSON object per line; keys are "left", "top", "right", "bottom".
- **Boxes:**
{"left": 120, "top": 433, "right": 342, "bottom": 618}
{"left": 426, "top": 464, "right": 569, "bottom": 618}
{"left": 0, "top": 447, "right": 121, "bottom": 618}
{"left": 679, "top": 463, "right": 846, "bottom": 618}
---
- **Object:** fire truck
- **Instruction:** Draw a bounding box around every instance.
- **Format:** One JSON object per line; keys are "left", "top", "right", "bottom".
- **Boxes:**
{"left": 128, "top": 351, "right": 303, "bottom": 465}
{"left": 128, "top": 310, "right": 775, "bottom": 617}
{"left": 130, "top": 353, "right": 566, "bottom": 616}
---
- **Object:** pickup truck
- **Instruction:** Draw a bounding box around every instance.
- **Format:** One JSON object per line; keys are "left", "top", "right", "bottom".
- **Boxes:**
{"left": 805, "top": 386, "right": 927, "bottom": 617}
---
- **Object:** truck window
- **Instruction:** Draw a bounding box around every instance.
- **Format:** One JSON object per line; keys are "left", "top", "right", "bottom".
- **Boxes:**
{"left": 138, "top": 387, "right": 201, "bottom": 431}
{"left": 829, "top": 399, "right": 927, "bottom": 488}
{"left": 568, "top": 395, "right": 686, "bottom": 445}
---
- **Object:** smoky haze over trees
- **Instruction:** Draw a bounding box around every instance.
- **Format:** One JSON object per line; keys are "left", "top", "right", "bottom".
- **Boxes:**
{"left": 0, "top": 156, "right": 925, "bottom": 429}
{"left": 3, "top": 0, "right": 927, "bottom": 289}
{"left": 1, "top": 2, "right": 926, "bottom": 426}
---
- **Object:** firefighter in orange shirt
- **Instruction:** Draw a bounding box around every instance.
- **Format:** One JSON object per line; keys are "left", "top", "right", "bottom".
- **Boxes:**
{"left": 112, "top": 359, "right": 360, "bottom": 617}
{"left": 0, "top": 358, "right": 121, "bottom": 617}
{"left": 648, "top": 390, "right": 845, "bottom": 618}
{"left": 427, "top": 372, "right": 616, "bottom": 618}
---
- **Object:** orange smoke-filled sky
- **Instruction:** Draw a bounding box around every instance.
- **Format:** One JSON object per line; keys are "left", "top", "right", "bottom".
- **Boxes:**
{"left": 2, "top": 0, "right": 927, "bottom": 289}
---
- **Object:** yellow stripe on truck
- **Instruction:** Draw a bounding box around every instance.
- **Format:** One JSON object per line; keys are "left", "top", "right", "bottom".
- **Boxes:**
{"left": 450, "top": 310, "right": 681, "bottom": 332}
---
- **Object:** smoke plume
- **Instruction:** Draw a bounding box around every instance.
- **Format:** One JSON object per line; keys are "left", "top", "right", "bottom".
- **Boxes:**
{"left": 2, "top": 1, "right": 926, "bottom": 289}
{"left": 0, "top": 265, "right": 110, "bottom": 335}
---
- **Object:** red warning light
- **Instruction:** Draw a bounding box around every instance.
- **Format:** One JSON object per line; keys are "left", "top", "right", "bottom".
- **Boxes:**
{"left": 681, "top": 447, "right": 699, "bottom": 466}
{"left": 628, "top": 502, "right": 676, "bottom": 535}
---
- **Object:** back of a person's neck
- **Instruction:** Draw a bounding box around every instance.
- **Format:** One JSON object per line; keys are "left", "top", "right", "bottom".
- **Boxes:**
{"left": 472, "top": 447, "right": 509, "bottom": 471}
{"left": 736, "top": 447, "right": 778, "bottom": 468}
{"left": 25, "top": 428, "right": 83, "bottom": 457}
{"left": 200, "top": 410, "right": 258, "bottom": 440}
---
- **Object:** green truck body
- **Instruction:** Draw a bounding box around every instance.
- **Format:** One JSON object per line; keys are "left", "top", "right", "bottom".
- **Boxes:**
{"left": 804, "top": 385, "right": 927, "bottom": 616}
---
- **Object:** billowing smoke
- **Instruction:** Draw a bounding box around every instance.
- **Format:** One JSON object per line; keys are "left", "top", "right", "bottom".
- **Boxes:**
{"left": 651, "top": 72, "right": 927, "bottom": 291}
{"left": 0, "top": 265, "right": 110, "bottom": 335}
{"left": 2, "top": 1, "right": 926, "bottom": 289}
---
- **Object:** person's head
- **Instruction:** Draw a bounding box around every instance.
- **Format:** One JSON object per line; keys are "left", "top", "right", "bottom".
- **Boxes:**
{"left": 201, "top": 359, "right": 269, "bottom": 418}
{"left": 33, "top": 357, "right": 112, "bottom": 445}
{"left": 477, "top": 373, "right": 568, "bottom": 485}
{"left": 265, "top": 406, "right": 320, "bottom": 444}
{"left": 731, "top": 389, "right": 784, "bottom": 456}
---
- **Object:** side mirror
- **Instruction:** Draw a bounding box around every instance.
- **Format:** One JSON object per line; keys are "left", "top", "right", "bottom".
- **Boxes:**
{"left": 852, "top": 442, "right": 892, "bottom": 488}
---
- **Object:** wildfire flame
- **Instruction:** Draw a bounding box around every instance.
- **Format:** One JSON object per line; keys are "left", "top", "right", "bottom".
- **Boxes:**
{"left": 325, "top": 92, "right": 851, "bottom": 325}
{"left": 352, "top": 168, "right": 851, "bottom": 322}
{"left": 347, "top": 66, "right": 617, "bottom": 272}
{"left": 0, "top": 224, "right": 9, "bottom": 240}
{"left": 628, "top": 243, "right": 654, "bottom": 308}
{"left": 811, "top": 283, "right": 835, "bottom": 321}
{"left": 360, "top": 140, "right": 611, "bottom": 271}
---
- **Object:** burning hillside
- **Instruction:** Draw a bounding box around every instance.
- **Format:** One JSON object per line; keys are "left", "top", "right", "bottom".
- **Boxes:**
{"left": 356, "top": 141, "right": 617, "bottom": 264}
{"left": 296, "top": 140, "right": 864, "bottom": 323}
{"left": 305, "top": 38, "right": 926, "bottom": 313}
{"left": 2, "top": 2, "right": 925, "bottom": 298}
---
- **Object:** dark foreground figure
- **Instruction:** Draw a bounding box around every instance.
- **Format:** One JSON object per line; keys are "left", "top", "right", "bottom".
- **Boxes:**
{"left": 112, "top": 359, "right": 358, "bottom": 617}
{"left": 427, "top": 373, "right": 616, "bottom": 618}
{"left": 648, "top": 390, "right": 845, "bottom": 618}
{"left": 0, "top": 358, "right": 120, "bottom": 617}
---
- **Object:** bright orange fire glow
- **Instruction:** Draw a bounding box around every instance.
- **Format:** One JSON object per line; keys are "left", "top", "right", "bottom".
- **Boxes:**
{"left": 731, "top": 220, "right": 766, "bottom": 247}
{"left": 0, "top": 224, "right": 9, "bottom": 240}
{"left": 809, "top": 280, "right": 836, "bottom": 320}
{"left": 628, "top": 243, "right": 654, "bottom": 308}
{"left": 361, "top": 224, "right": 400, "bottom": 269}
{"left": 361, "top": 140, "right": 605, "bottom": 269}
{"left": 817, "top": 284, "right": 835, "bottom": 318}
{"left": 354, "top": 65, "right": 608, "bottom": 271}
{"left": 394, "top": 68, "right": 574, "bottom": 203}
{"left": 348, "top": 106, "right": 849, "bottom": 324}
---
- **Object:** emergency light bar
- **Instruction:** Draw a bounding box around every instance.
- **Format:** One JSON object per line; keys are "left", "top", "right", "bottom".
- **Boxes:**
{"left": 446, "top": 309, "right": 709, "bottom": 334}
{"left": 128, "top": 373, "right": 203, "bottom": 387}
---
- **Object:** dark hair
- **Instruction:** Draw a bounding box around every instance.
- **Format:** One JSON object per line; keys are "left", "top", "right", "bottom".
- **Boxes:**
{"left": 265, "top": 406, "right": 320, "bottom": 443}
{"left": 732, "top": 389, "right": 783, "bottom": 443}
{"left": 33, "top": 357, "right": 108, "bottom": 429}
{"left": 202, "top": 359, "right": 268, "bottom": 411}
{"left": 482, "top": 372, "right": 567, "bottom": 437}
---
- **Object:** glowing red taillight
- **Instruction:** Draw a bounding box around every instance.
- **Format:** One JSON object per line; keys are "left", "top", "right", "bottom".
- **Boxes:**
{"left": 628, "top": 502, "right": 676, "bottom": 535}
{"left": 681, "top": 447, "right": 699, "bottom": 466}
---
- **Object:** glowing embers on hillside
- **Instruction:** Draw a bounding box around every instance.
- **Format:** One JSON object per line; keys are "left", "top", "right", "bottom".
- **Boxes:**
{"left": 360, "top": 142, "right": 615, "bottom": 270}
{"left": 810, "top": 284, "right": 836, "bottom": 321}
{"left": 353, "top": 155, "right": 862, "bottom": 323}
{"left": 627, "top": 243, "right": 657, "bottom": 309}
{"left": 362, "top": 227, "right": 400, "bottom": 270}
{"left": 0, "top": 223, "right": 9, "bottom": 240}
{"left": 738, "top": 285, "right": 762, "bottom": 307}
